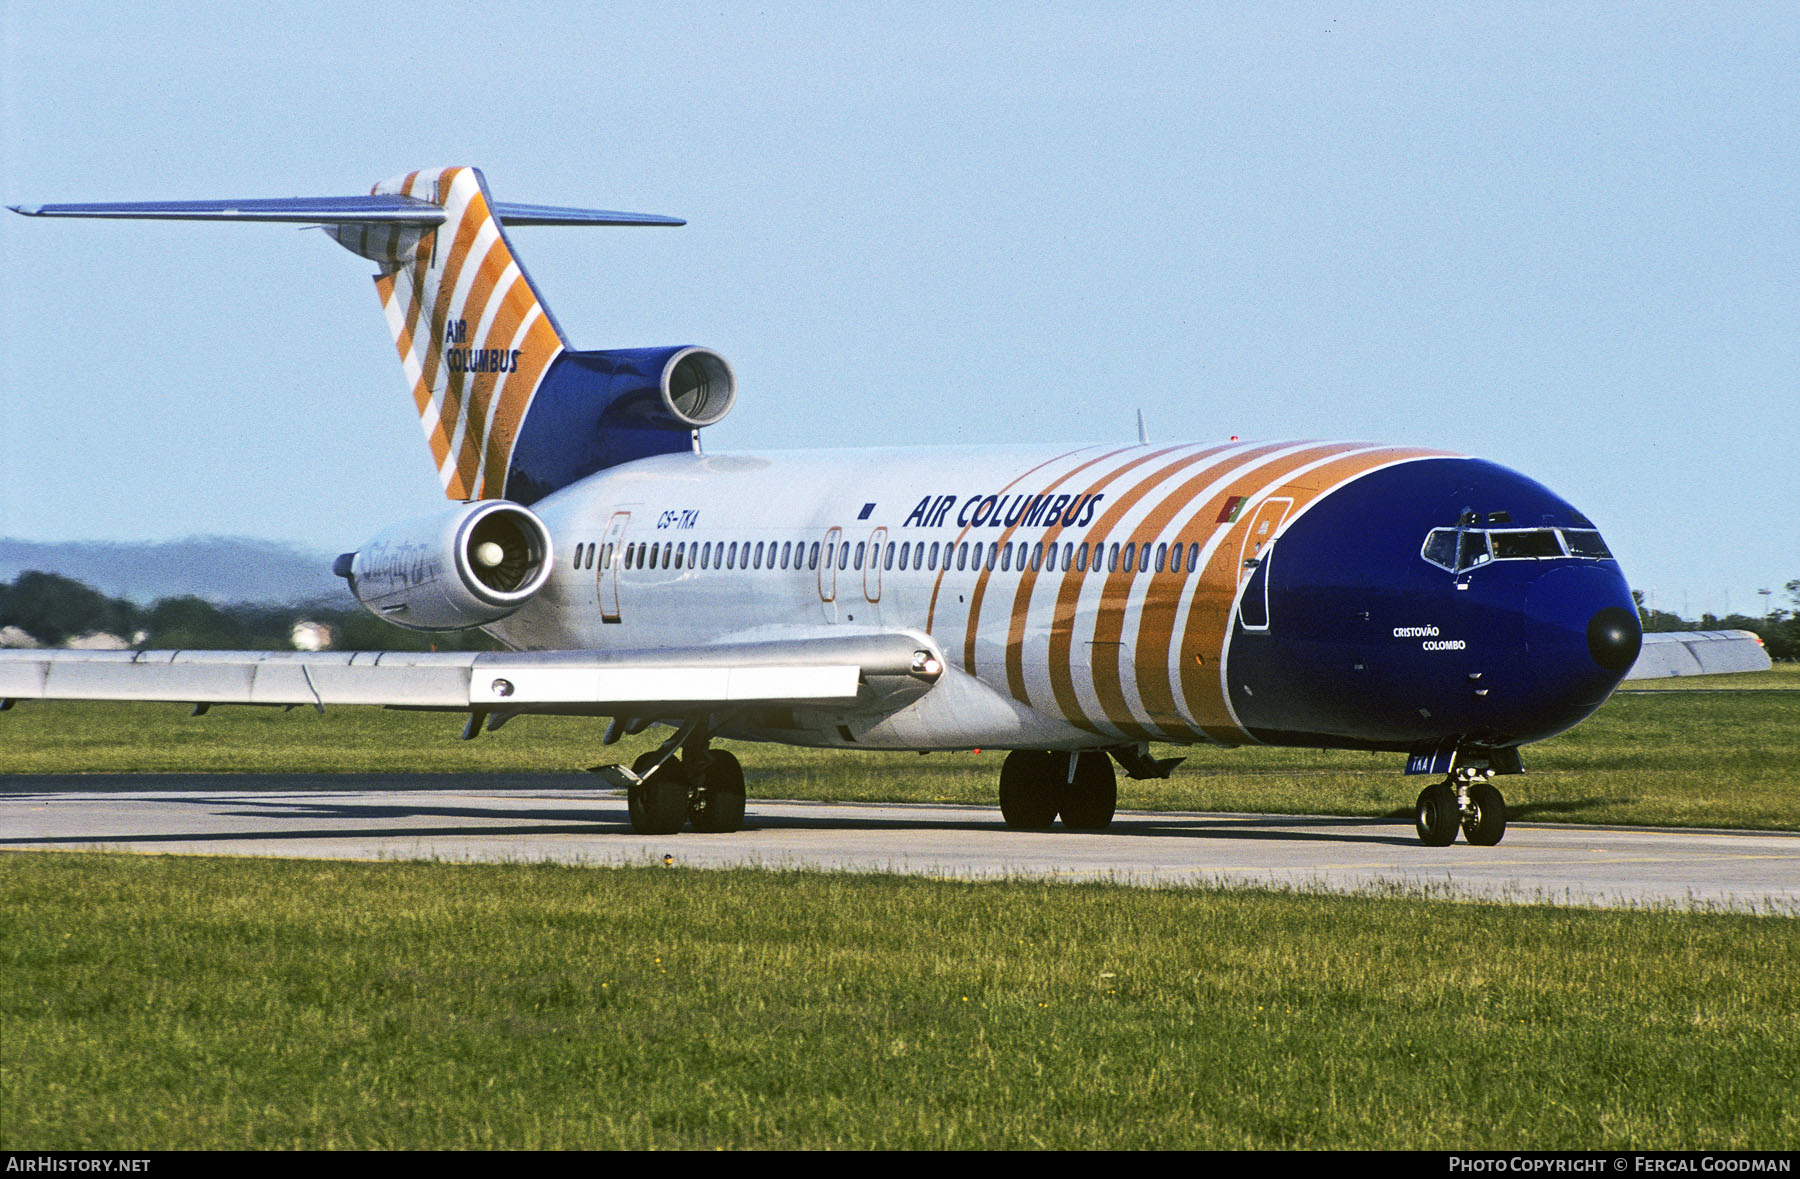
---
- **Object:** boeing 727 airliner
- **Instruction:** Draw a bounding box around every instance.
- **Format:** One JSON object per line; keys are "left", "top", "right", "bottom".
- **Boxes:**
{"left": 2, "top": 167, "right": 1769, "bottom": 844}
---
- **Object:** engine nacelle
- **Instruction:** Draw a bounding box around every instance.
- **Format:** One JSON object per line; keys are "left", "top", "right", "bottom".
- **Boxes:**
{"left": 338, "top": 501, "right": 553, "bottom": 631}
{"left": 653, "top": 346, "right": 736, "bottom": 429}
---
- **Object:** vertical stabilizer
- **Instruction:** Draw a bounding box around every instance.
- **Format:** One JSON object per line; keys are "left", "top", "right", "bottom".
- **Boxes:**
{"left": 335, "top": 167, "right": 567, "bottom": 501}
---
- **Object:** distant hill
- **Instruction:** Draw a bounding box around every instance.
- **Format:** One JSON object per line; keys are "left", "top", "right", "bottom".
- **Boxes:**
{"left": 0, "top": 537, "right": 350, "bottom": 606}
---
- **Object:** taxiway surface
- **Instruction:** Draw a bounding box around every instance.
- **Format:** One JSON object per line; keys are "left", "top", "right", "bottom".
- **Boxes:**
{"left": 3, "top": 775, "right": 1796, "bottom": 911}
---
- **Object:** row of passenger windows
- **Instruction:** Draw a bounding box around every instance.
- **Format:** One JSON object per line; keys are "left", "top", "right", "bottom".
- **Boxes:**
{"left": 568, "top": 537, "right": 1212, "bottom": 578}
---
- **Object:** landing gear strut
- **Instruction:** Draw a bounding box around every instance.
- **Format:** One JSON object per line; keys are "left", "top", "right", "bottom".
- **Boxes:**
{"left": 998, "top": 750, "right": 1117, "bottom": 832}
{"left": 1414, "top": 767, "right": 1508, "bottom": 847}
{"left": 625, "top": 721, "right": 747, "bottom": 836}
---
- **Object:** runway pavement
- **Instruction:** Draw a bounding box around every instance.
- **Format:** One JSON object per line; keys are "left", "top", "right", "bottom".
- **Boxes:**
{"left": 2, "top": 774, "right": 1796, "bottom": 911}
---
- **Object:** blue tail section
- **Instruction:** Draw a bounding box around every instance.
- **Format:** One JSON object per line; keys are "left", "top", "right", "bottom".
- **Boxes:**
{"left": 502, "top": 345, "right": 736, "bottom": 504}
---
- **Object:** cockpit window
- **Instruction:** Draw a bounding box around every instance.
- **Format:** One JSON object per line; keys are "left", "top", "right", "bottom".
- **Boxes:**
{"left": 1563, "top": 529, "right": 1612, "bottom": 559}
{"left": 1422, "top": 529, "right": 1457, "bottom": 569}
{"left": 1456, "top": 531, "right": 1491, "bottom": 570}
{"left": 1421, "top": 524, "right": 1613, "bottom": 572}
{"left": 1488, "top": 529, "right": 1565, "bottom": 559}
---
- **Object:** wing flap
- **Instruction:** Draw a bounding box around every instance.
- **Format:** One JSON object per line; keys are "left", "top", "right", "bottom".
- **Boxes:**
{"left": 0, "top": 633, "right": 937, "bottom": 713}
{"left": 1625, "top": 630, "right": 1772, "bottom": 679}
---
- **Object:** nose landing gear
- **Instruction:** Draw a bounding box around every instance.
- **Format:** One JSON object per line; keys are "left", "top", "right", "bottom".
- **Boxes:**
{"left": 1415, "top": 766, "right": 1508, "bottom": 846}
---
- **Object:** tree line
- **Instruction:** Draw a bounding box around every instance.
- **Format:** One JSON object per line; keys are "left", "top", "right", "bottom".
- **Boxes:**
{"left": 1634, "top": 581, "right": 1797, "bottom": 661}
{"left": 0, "top": 571, "right": 493, "bottom": 652}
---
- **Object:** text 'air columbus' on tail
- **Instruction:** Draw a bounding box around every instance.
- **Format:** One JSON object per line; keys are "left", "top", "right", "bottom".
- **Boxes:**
{"left": 12, "top": 165, "right": 738, "bottom": 504}
{"left": 338, "top": 167, "right": 569, "bottom": 500}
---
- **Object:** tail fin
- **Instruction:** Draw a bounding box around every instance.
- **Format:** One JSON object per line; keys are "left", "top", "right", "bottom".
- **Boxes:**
{"left": 12, "top": 167, "right": 684, "bottom": 502}
{"left": 343, "top": 167, "right": 570, "bottom": 500}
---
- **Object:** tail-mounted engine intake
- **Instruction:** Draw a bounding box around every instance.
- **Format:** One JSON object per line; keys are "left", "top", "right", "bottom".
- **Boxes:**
{"left": 657, "top": 347, "right": 736, "bottom": 429}
{"left": 337, "top": 501, "right": 553, "bottom": 631}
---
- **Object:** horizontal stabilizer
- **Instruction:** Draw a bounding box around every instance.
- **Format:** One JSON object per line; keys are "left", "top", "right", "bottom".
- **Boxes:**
{"left": 9, "top": 196, "right": 682, "bottom": 227}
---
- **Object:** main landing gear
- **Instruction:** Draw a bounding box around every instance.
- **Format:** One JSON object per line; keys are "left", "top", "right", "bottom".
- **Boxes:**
{"left": 998, "top": 750, "right": 1119, "bottom": 832}
{"left": 1414, "top": 767, "right": 1507, "bottom": 847}
{"left": 626, "top": 730, "right": 747, "bottom": 836}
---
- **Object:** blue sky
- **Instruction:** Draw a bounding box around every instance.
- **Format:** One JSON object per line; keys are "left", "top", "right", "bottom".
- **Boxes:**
{"left": 2, "top": 3, "right": 1794, "bottom": 618}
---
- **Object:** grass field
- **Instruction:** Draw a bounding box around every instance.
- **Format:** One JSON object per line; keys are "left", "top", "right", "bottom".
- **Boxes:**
{"left": 3, "top": 853, "right": 1796, "bottom": 1150}
{"left": 4, "top": 667, "right": 1796, "bottom": 830}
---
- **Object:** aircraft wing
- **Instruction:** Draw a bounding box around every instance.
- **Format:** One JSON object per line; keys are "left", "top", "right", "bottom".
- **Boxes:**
{"left": 0, "top": 633, "right": 941, "bottom": 716}
{"left": 1625, "top": 630, "right": 1772, "bottom": 680}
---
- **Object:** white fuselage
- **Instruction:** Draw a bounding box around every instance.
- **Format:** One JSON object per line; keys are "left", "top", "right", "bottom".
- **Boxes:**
{"left": 489, "top": 438, "right": 1447, "bottom": 752}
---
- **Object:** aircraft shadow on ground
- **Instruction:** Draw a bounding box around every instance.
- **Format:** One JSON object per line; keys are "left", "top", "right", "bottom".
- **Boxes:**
{"left": 1, "top": 790, "right": 1422, "bottom": 849}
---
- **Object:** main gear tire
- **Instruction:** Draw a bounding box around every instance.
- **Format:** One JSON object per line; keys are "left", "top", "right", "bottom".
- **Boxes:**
{"left": 1059, "top": 753, "right": 1118, "bottom": 831}
{"left": 690, "top": 750, "right": 748, "bottom": 834}
{"left": 999, "top": 750, "right": 1059, "bottom": 830}
{"left": 628, "top": 752, "right": 690, "bottom": 835}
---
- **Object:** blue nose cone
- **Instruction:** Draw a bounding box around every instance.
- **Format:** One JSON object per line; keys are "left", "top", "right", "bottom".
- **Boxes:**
{"left": 1522, "top": 563, "right": 1642, "bottom": 732}
{"left": 1587, "top": 605, "right": 1643, "bottom": 672}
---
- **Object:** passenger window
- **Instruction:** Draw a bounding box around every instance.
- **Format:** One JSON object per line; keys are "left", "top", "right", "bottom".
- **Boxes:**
{"left": 884, "top": 542, "right": 894, "bottom": 571}
{"left": 1122, "top": 544, "right": 1135, "bottom": 574}
{"left": 928, "top": 542, "right": 940, "bottom": 570}
{"left": 1155, "top": 543, "right": 1166, "bottom": 573}
{"left": 727, "top": 542, "right": 738, "bottom": 570}
{"left": 1187, "top": 543, "right": 1200, "bottom": 572}
{"left": 838, "top": 544, "right": 849, "bottom": 571}
{"left": 854, "top": 542, "right": 865, "bottom": 570}
{"left": 1000, "top": 544, "right": 1012, "bottom": 572}
{"left": 809, "top": 542, "right": 820, "bottom": 571}
{"left": 1075, "top": 544, "right": 1089, "bottom": 573}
